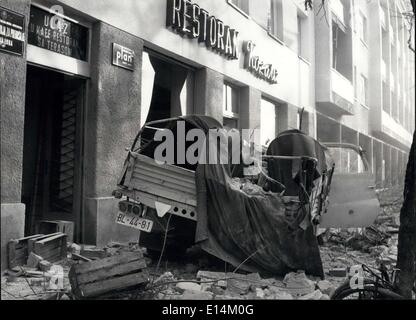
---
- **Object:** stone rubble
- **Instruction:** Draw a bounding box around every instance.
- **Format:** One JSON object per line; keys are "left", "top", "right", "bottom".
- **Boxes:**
{"left": 1, "top": 187, "right": 405, "bottom": 300}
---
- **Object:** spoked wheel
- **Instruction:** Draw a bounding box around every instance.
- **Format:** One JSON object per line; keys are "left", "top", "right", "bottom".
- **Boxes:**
{"left": 331, "top": 279, "right": 405, "bottom": 300}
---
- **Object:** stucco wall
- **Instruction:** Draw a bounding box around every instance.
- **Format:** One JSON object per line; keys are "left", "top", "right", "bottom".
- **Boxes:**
{"left": 56, "top": 0, "right": 313, "bottom": 109}
{"left": 85, "top": 21, "right": 143, "bottom": 198}
{"left": 82, "top": 21, "right": 144, "bottom": 244}
{"left": 0, "top": 0, "right": 31, "bottom": 271}
{"left": 0, "top": 0, "right": 30, "bottom": 203}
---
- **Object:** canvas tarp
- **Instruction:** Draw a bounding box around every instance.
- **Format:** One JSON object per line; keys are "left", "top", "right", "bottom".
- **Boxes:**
{"left": 194, "top": 129, "right": 325, "bottom": 277}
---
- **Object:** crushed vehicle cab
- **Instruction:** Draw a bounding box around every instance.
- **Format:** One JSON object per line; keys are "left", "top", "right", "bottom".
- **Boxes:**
{"left": 112, "top": 115, "right": 380, "bottom": 275}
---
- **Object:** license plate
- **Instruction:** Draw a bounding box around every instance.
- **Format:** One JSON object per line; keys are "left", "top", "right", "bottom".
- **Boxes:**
{"left": 115, "top": 212, "right": 153, "bottom": 232}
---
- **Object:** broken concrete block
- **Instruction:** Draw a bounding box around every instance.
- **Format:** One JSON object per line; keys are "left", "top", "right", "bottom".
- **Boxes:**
{"left": 176, "top": 282, "right": 202, "bottom": 292}
{"left": 70, "top": 243, "right": 81, "bottom": 255}
{"left": 328, "top": 268, "right": 347, "bottom": 277}
{"left": 320, "top": 294, "right": 330, "bottom": 300}
{"left": 317, "top": 280, "right": 335, "bottom": 296}
{"left": 178, "top": 290, "right": 213, "bottom": 300}
{"left": 228, "top": 278, "right": 251, "bottom": 295}
{"left": 255, "top": 288, "right": 265, "bottom": 298}
{"left": 26, "top": 252, "right": 44, "bottom": 268}
{"left": 39, "top": 260, "right": 52, "bottom": 272}
{"left": 283, "top": 271, "right": 316, "bottom": 296}
{"left": 298, "top": 289, "right": 323, "bottom": 300}
{"left": 272, "top": 291, "right": 294, "bottom": 300}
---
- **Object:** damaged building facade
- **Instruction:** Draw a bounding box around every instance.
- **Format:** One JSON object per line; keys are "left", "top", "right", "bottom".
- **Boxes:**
{"left": 1, "top": 0, "right": 414, "bottom": 271}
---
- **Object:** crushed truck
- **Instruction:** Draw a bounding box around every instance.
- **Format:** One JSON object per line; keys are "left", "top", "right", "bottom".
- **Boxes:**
{"left": 112, "top": 115, "right": 380, "bottom": 276}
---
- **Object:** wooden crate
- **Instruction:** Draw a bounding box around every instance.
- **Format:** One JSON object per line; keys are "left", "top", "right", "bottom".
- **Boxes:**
{"left": 8, "top": 234, "right": 44, "bottom": 269}
{"left": 31, "top": 232, "right": 67, "bottom": 263}
{"left": 27, "top": 232, "right": 62, "bottom": 254}
{"left": 36, "top": 220, "right": 74, "bottom": 243}
{"left": 68, "top": 252, "right": 149, "bottom": 299}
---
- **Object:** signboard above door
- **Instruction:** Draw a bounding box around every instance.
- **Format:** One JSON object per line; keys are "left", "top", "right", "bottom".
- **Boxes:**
{"left": 0, "top": 6, "right": 25, "bottom": 56}
{"left": 28, "top": 6, "right": 88, "bottom": 61}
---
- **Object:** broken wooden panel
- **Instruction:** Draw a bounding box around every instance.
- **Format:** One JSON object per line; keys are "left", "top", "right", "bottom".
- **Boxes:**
{"left": 27, "top": 232, "right": 62, "bottom": 254}
{"left": 128, "top": 153, "right": 196, "bottom": 205}
{"left": 32, "top": 233, "right": 67, "bottom": 263}
{"left": 7, "top": 234, "right": 44, "bottom": 269}
{"left": 68, "top": 252, "right": 149, "bottom": 299}
{"left": 36, "top": 220, "right": 74, "bottom": 243}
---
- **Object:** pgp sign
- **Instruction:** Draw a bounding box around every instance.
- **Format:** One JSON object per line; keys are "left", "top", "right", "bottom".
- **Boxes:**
{"left": 112, "top": 43, "right": 134, "bottom": 71}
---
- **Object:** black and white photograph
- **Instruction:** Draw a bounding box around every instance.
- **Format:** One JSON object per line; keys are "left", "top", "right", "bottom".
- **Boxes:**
{"left": 0, "top": 0, "right": 415, "bottom": 310}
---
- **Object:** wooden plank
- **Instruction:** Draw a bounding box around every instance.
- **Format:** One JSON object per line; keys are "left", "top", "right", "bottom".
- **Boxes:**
{"left": 79, "top": 271, "right": 149, "bottom": 297}
{"left": 34, "top": 246, "right": 62, "bottom": 260}
{"left": 136, "top": 153, "right": 194, "bottom": 176}
{"left": 35, "top": 233, "right": 66, "bottom": 244}
{"left": 136, "top": 162, "right": 195, "bottom": 185}
{"left": 8, "top": 234, "right": 45, "bottom": 268}
{"left": 72, "top": 252, "right": 143, "bottom": 274}
{"left": 28, "top": 233, "right": 61, "bottom": 253}
{"left": 132, "top": 174, "right": 196, "bottom": 195}
{"left": 10, "top": 234, "right": 45, "bottom": 243}
{"left": 33, "top": 240, "right": 64, "bottom": 254}
{"left": 76, "top": 259, "right": 147, "bottom": 285}
{"left": 133, "top": 170, "right": 196, "bottom": 193}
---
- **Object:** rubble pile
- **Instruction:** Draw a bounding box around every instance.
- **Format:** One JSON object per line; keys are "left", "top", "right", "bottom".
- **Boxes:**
{"left": 144, "top": 269, "right": 334, "bottom": 300}
{"left": 1, "top": 187, "right": 404, "bottom": 300}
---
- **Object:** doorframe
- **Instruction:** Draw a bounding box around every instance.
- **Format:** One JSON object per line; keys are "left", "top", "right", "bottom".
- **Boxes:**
{"left": 23, "top": 63, "right": 88, "bottom": 242}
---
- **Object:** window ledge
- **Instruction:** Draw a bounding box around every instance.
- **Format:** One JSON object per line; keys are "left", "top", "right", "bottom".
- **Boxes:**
{"left": 298, "top": 55, "right": 311, "bottom": 65}
{"left": 223, "top": 112, "right": 239, "bottom": 119}
{"left": 267, "top": 31, "right": 284, "bottom": 46}
{"left": 227, "top": 1, "right": 250, "bottom": 19}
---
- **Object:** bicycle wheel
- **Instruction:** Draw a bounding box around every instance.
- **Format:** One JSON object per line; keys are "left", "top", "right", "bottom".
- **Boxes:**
{"left": 331, "top": 279, "right": 405, "bottom": 300}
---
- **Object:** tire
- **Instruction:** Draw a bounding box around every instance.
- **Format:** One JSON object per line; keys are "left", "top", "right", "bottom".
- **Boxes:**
{"left": 331, "top": 279, "right": 405, "bottom": 300}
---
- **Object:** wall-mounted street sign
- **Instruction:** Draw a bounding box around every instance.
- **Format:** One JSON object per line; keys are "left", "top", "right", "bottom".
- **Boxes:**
{"left": 28, "top": 6, "right": 88, "bottom": 61}
{"left": 0, "top": 6, "right": 25, "bottom": 56}
{"left": 112, "top": 43, "right": 135, "bottom": 71}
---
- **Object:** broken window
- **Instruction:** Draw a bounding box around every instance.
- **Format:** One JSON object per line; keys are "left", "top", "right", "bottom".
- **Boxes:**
{"left": 332, "top": 19, "right": 353, "bottom": 81}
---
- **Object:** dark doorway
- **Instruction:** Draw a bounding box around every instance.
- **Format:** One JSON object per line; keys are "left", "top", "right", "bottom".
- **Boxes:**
{"left": 22, "top": 65, "right": 85, "bottom": 239}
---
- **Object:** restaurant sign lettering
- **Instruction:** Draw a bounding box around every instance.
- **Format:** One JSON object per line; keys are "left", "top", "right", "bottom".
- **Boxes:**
{"left": 166, "top": 0, "right": 278, "bottom": 84}
{"left": 28, "top": 6, "right": 88, "bottom": 61}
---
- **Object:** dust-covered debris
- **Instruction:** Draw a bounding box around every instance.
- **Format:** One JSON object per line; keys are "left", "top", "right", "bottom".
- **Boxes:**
{"left": 1, "top": 187, "right": 405, "bottom": 300}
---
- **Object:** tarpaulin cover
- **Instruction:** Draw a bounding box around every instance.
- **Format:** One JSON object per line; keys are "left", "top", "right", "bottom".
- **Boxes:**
{"left": 135, "top": 116, "right": 324, "bottom": 277}
{"left": 194, "top": 128, "right": 325, "bottom": 277}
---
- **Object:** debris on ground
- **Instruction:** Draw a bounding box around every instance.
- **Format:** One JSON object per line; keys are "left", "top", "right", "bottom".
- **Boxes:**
{"left": 1, "top": 187, "right": 405, "bottom": 300}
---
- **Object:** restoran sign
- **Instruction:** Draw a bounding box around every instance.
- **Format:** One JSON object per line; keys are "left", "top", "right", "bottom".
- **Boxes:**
{"left": 166, "top": 0, "right": 239, "bottom": 60}
{"left": 166, "top": 0, "right": 278, "bottom": 84}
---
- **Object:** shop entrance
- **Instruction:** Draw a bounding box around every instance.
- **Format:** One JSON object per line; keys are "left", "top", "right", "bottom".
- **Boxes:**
{"left": 22, "top": 65, "right": 85, "bottom": 239}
